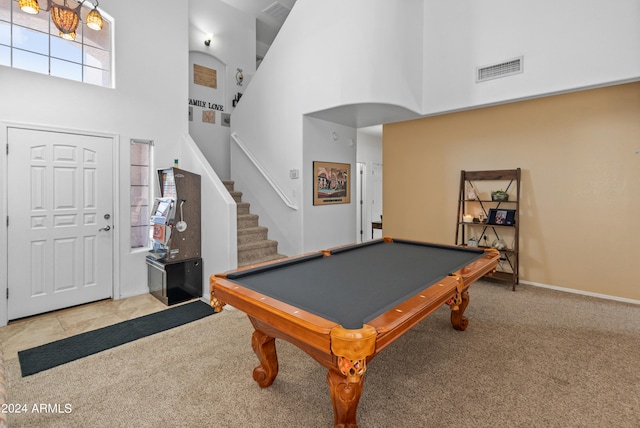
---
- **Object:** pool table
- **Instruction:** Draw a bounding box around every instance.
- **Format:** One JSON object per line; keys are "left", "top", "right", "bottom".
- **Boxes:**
{"left": 210, "top": 237, "right": 499, "bottom": 427}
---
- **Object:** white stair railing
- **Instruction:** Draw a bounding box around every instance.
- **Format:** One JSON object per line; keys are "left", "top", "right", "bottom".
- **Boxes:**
{"left": 231, "top": 132, "right": 298, "bottom": 210}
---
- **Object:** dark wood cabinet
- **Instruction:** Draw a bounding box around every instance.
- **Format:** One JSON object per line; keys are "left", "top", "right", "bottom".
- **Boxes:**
{"left": 455, "top": 169, "right": 521, "bottom": 290}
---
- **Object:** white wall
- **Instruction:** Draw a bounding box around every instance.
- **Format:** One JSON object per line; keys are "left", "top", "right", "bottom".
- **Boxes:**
{"left": 230, "top": 0, "right": 640, "bottom": 259}
{"left": 302, "top": 118, "right": 357, "bottom": 252}
{"left": 0, "top": 1, "right": 189, "bottom": 324}
{"left": 422, "top": 0, "right": 640, "bottom": 114}
{"left": 188, "top": 52, "right": 230, "bottom": 179}
{"left": 188, "top": 0, "right": 255, "bottom": 90}
{"left": 230, "top": 0, "right": 425, "bottom": 256}
{"left": 187, "top": 0, "right": 257, "bottom": 180}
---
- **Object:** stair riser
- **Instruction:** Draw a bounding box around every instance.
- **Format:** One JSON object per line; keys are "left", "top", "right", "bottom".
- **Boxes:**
{"left": 238, "top": 216, "right": 259, "bottom": 229}
{"left": 230, "top": 192, "right": 243, "bottom": 203}
{"left": 238, "top": 229, "right": 268, "bottom": 245}
{"left": 237, "top": 203, "right": 250, "bottom": 216}
{"left": 239, "top": 244, "right": 279, "bottom": 264}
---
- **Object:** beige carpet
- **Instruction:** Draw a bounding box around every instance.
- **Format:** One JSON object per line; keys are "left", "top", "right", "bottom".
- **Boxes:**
{"left": 6, "top": 281, "right": 640, "bottom": 427}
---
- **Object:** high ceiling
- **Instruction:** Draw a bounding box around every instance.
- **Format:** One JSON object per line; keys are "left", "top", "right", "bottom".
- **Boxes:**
{"left": 220, "top": 0, "right": 297, "bottom": 61}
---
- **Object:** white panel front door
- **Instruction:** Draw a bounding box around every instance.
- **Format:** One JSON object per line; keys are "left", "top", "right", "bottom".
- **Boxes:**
{"left": 7, "top": 128, "right": 113, "bottom": 320}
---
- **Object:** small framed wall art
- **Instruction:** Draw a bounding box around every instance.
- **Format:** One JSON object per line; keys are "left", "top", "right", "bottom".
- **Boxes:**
{"left": 313, "top": 161, "right": 351, "bottom": 205}
{"left": 202, "top": 110, "right": 215, "bottom": 124}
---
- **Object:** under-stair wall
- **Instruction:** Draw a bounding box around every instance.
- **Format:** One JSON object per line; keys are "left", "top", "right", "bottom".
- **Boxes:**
{"left": 178, "top": 134, "right": 238, "bottom": 291}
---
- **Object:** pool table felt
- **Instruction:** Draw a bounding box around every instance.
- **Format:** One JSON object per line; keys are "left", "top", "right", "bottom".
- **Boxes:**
{"left": 226, "top": 240, "right": 484, "bottom": 329}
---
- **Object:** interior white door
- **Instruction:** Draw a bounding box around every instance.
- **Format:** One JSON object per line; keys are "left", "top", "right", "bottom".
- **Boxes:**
{"left": 7, "top": 128, "right": 113, "bottom": 320}
{"left": 356, "top": 162, "right": 366, "bottom": 242}
{"left": 371, "top": 162, "right": 383, "bottom": 236}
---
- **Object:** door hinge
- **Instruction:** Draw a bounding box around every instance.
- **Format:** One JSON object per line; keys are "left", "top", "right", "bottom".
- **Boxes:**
{"left": 5, "top": 143, "right": 8, "bottom": 155}
{"left": 6, "top": 216, "right": 8, "bottom": 227}
{"left": 6, "top": 288, "right": 8, "bottom": 299}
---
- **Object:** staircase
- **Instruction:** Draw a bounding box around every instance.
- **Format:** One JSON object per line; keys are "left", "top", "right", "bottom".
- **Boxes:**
{"left": 223, "top": 181, "right": 286, "bottom": 267}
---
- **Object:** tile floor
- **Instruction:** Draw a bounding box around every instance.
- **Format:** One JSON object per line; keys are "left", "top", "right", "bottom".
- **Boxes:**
{"left": 0, "top": 294, "right": 181, "bottom": 361}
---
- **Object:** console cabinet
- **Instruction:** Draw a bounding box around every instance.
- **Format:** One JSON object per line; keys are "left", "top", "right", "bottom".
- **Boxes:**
{"left": 146, "top": 257, "right": 202, "bottom": 305}
{"left": 455, "top": 169, "right": 521, "bottom": 290}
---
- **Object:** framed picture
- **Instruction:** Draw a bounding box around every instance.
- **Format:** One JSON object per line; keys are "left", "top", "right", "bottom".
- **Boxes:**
{"left": 313, "top": 161, "right": 351, "bottom": 205}
{"left": 221, "top": 113, "right": 231, "bottom": 127}
{"left": 487, "top": 208, "right": 516, "bottom": 225}
{"left": 202, "top": 110, "right": 215, "bottom": 124}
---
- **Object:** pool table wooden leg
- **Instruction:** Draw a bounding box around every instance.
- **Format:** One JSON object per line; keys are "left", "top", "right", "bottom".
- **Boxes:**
{"left": 450, "top": 289, "right": 470, "bottom": 331}
{"left": 251, "top": 329, "right": 279, "bottom": 387}
{"left": 326, "top": 368, "right": 363, "bottom": 428}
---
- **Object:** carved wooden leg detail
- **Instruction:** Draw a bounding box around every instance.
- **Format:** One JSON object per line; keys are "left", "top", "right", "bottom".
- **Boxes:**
{"left": 251, "top": 329, "right": 278, "bottom": 387}
{"left": 450, "top": 289, "right": 470, "bottom": 331}
{"left": 326, "top": 368, "right": 363, "bottom": 428}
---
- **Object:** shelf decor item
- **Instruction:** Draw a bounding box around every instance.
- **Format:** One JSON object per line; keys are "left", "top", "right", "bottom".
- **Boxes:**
{"left": 487, "top": 208, "right": 516, "bottom": 225}
{"left": 467, "top": 186, "right": 477, "bottom": 200}
{"left": 492, "top": 239, "right": 507, "bottom": 250}
{"left": 491, "top": 190, "right": 509, "bottom": 201}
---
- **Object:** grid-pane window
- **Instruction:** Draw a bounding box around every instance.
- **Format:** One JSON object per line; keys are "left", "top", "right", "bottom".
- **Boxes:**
{"left": 0, "top": 20, "right": 10, "bottom": 44}
{"left": 51, "top": 36, "right": 81, "bottom": 62}
{"left": 131, "top": 140, "right": 152, "bottom": 249}
{"left": 0, "top": 0, "right": 112, "bottom": 88}
{"left": 0, "top": 44, "right": 9, "bottom": 65}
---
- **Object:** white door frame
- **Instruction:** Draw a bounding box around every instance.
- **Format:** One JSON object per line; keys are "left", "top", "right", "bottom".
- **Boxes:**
{"left": 0, "top": 122, "right": 120, "bottom": 326}
{"left": 356, "top": 162, "right": 366, "bottom": 243}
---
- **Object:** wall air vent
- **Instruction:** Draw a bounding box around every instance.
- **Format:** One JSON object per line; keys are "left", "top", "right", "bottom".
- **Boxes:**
{"left": 477, "top": 57, "right": 523, "bottom": 82}
{"left": 262, "top": 2, "right": 292, "bottom": 22}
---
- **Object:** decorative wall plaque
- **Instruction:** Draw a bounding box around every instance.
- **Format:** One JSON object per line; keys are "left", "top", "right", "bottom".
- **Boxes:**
{"left": 194, "top": 64, "right": 217, "bottom": 89}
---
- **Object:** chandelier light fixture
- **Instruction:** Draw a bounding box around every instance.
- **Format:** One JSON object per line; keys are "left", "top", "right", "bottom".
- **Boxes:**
{"left": 18, "top": 0, "right": 104, "bottom": 41}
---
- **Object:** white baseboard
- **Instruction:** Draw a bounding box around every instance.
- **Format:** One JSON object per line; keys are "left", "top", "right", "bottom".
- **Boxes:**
{"left": 520, "top": 280, "right": 640, "bottom": 305}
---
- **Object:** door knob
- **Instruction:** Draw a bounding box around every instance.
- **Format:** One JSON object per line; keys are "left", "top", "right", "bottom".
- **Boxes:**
{"left": 99, "top": 225, "right": 111, "bottom": 232}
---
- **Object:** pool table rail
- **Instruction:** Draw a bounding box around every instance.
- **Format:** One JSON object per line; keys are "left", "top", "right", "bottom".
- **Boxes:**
{"left": 370, "top": 273, "right": 466, "bottom": 350}
{"left": 211, "top": 275, "right": 339, "bottom": 352}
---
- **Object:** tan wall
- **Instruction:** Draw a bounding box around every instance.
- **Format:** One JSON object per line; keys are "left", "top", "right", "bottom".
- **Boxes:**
{"left": 383, "top": 82, "right": 640, "bottom": 300}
